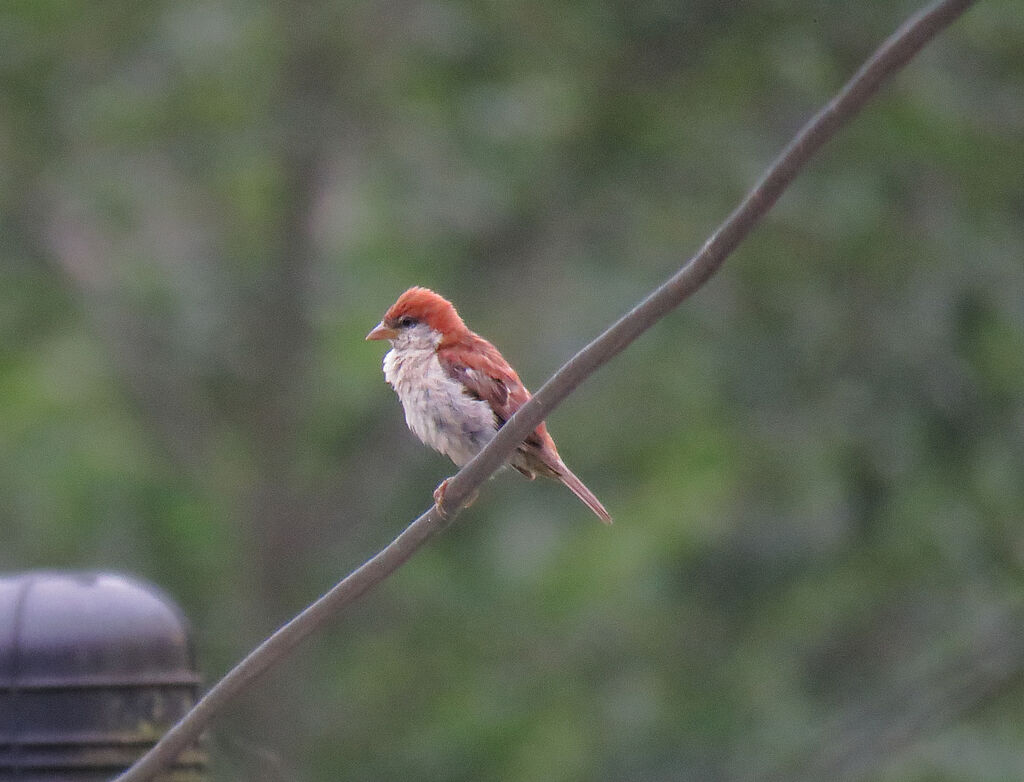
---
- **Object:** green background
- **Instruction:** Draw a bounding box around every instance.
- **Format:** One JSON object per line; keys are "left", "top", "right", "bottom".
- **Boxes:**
{"left": 2, "top": 1, "right": 1022, "bottom": 779}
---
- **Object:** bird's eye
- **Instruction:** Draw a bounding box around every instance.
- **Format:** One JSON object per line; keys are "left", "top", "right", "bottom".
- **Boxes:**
{"left": 398, "top": 316, "right": 417, "bottom": 328}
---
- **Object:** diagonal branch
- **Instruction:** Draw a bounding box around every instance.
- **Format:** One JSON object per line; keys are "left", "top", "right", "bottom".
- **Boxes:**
{"left": 115, "top": 1, "right": 977, "bottom": 779}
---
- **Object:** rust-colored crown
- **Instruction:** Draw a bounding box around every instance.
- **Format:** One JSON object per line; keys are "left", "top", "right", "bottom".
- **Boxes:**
{"left": 383, "top": 287, "right": 468, "bottom": 336}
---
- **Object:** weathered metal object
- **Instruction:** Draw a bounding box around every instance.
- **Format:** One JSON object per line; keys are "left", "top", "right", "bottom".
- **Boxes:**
{"left": 0, "top": 571, "right": 205, "bottom": 780}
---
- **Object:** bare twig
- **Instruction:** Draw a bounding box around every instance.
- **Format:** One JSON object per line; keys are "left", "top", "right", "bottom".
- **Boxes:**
{"left": 115, "top": 1, "right": 977, "bottom": 779}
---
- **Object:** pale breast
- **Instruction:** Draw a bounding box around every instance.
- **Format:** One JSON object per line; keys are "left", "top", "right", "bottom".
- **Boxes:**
{"left": 383, "top": 347, "right": 498, "bottom": 466}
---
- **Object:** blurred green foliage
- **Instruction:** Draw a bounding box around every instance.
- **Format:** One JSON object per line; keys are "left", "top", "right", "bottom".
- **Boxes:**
{"left": 1, "top": 0, "right": 1023, "bottom": 780}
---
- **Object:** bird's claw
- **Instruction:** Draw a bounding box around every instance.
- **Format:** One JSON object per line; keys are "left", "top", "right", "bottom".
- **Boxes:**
{"left": 433, "top": 478, "right": 479, "bottom": 520}
{"left": 433, "top": 479, "right": 451, "bottom": 519}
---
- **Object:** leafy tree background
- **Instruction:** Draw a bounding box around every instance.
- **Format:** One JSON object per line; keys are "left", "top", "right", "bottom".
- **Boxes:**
{"left": 2, "top": 0, "right": 1022, "bottom": 780}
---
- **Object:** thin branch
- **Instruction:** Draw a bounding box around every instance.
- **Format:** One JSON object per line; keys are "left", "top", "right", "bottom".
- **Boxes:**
{"left": 115, "top": 1, "right": 977, "bottom": 779}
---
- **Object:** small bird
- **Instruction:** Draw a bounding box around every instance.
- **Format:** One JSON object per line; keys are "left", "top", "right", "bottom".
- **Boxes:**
{"left": 367, "top": 287, "right": 611, "bottom": 523}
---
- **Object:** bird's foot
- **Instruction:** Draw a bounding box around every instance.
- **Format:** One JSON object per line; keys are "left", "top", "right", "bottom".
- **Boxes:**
{"left": 433, "top": 478, "right": 451, "bottom": 519}
{"left": 433, "top": 478, "right": 478, "bottom": 519}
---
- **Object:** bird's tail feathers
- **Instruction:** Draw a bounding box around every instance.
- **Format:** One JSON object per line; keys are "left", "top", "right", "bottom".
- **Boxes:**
{"left": 556, "top": 462, "right": 612, "bottom": 524}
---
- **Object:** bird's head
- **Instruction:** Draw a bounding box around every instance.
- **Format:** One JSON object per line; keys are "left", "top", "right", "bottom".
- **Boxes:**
{"left": 366, "top": 287, "right": 468, "bottom": 349}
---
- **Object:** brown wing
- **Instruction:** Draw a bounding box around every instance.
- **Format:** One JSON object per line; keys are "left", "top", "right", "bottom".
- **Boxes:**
{"left": 437, "top": 334, "right": 530, "bottom": 426}
{"left": 438, "top": 332, "right": 610, "bottom": 521}
{"left": 437, "top": 335, "right": 555, "bottom": 468}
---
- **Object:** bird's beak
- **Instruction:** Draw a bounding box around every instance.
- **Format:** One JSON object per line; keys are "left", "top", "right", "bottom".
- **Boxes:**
{"left": 366, "top": 322, "right": 398, "bottom": 341}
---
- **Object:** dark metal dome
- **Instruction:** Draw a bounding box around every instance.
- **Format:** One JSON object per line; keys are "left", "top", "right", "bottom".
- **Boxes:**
{"left": 0, "top": 571, "right": 205, "bottom": 781}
